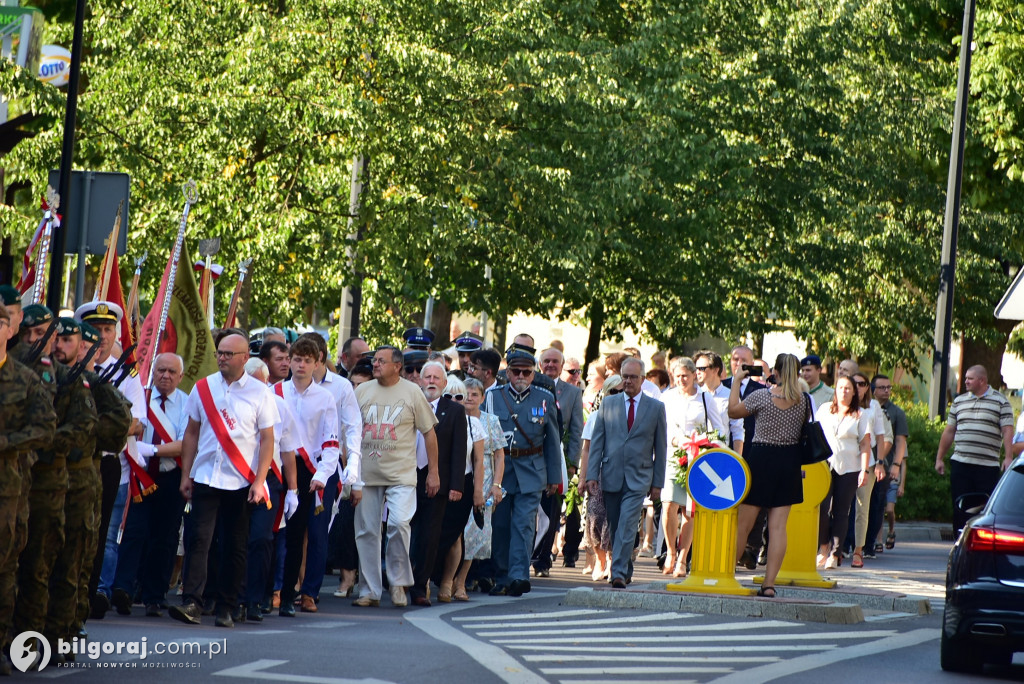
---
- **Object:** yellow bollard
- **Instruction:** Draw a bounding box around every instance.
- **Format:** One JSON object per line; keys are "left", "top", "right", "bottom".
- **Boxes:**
{"left": 755, "top": 460, "right": 837, "bottom": 588}
{"left": 667, "top": 448, "right": 755, "bottom": 596}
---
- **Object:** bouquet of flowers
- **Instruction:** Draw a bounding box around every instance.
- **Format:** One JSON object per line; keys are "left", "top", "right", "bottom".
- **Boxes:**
{"left": 564, "top": 473, "right": 582, "bottom": 515}
{"left": 673, "top": 426, "right": 727, "bottom": 488}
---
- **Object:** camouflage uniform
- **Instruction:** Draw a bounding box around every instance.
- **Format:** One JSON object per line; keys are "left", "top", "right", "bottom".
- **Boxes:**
{"left": 74, "top": 368, "right": 131, "bottom": 635}
{"left": 0, "top": 355, "right": 56, "bottom": 651}
{"left": 12, "top": 336, "right": 97, "bottom": 643}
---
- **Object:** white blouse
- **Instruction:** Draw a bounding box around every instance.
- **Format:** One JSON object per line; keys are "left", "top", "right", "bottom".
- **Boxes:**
{"left": 815, "top": 404, "right": 870, "bottom": 475}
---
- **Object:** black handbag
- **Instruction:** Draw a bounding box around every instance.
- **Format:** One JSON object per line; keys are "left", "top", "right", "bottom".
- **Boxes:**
{"left": 800, "top": 392, "right": 832, "bottom": 465}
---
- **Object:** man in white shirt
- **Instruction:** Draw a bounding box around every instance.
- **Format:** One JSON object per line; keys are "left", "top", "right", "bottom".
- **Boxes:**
{"left": 110, "top": 353, "right": 189, "bottom": 618}
{"left": 695, "top": 350, "right": 744, "bottom": 448}
{"left": 275, "top": 335, "right": 347, "bottom": 616}
{"left": 170, "top": 332, "right": 278, "bottom": 628}
{"left": 243, "top": 358, "right": 300, "bottom": 622}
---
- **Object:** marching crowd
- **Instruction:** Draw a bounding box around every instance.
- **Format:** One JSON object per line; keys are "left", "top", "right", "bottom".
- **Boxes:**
{"left": 2, "top": 277, "right": 1016, "bottom": 672}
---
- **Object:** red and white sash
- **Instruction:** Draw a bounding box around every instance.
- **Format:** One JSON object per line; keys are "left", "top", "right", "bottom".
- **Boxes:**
{"left": 148, "top": 395, "right": 181, "bottom": 467}
{"left": 196, "top": 378, "right": 271, "bottom": 507}
{"left": 273, "top": 382, "right": 324, "bottom": 514}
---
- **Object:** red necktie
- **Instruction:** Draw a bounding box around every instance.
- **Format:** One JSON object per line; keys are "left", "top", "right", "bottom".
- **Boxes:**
{"left": 147, "top": 395, "right": 167, "bottom": 477}
{"left": 627, "top": 397, "right": 635, "bottom": 431}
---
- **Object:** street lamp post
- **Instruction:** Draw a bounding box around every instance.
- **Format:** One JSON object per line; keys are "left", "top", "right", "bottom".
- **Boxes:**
{"left": 930, "top": 0, "right": 977, "bottom": 420}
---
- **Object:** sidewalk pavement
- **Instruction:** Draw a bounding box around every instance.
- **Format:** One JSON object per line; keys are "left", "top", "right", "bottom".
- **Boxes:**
{"left": 531, "top": 522, "right": 953, "bottom": 625}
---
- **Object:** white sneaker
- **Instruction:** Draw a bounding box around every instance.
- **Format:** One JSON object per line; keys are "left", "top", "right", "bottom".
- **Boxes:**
{"left": 389, "top": 585, "right": 407, "bottom": 607}
{"left": 824, "top": 554, "right": 838, "bottom": 570}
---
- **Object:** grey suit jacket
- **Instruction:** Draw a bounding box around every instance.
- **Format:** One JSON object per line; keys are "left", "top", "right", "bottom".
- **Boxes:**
{"left": 586, "top": 392, "right": 667, "bottom": 494}
{"left": 555, "top": 379, "right": 584, "bottom": 467}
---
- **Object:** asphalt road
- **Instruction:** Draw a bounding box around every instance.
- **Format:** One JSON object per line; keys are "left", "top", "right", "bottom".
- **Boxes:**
{"left": 15, "top": 536, "right": 1024, "bottom": 683}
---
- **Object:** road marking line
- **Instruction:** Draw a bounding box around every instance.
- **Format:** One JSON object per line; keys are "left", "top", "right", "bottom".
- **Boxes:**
{"left": 492, "top": 630, "right": 896, "bottom": 645}
{"left": 507, "top": 645, "right": 836, "bottom": 654}
{"left": 406, "top": 602, "right": 548, "bottom": 684}
{"left": 705, "top": 628, "right": 938, "bottom": 684}
{"left": 558, "top": 680, "right": 699, "bottom": 684}
{"left": 524, "top": 655, "right": 778, "bottom": 663}
{"left": 297, "top": 621, "right": 355, "bottom": 629}
{"left": 460, "top": 612, "right": 693, "bottom": 629}
{"left": 212, "top": 658, "right": 394, "bottom": 683}
{"left": 452, "top": 609, "right": 605, "bottom": 622}
{"left": 542, "top": 666, "right": 732, "bottom": 675}
{"left": 473, "top": 619, "right": 799, "bottom": 637}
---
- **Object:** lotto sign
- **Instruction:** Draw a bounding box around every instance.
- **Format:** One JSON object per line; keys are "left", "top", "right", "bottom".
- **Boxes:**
{"left": 38, "top": 45, "right": 71, "bottom": 87}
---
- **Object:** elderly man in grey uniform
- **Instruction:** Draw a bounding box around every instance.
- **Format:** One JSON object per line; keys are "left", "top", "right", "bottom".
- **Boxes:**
{"left": 487, "top": 347, "right": 562, "bottom": 597}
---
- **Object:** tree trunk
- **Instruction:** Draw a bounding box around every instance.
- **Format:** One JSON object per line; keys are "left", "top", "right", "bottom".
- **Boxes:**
{"left": 583, "top": 300, "right": 605, "bottom": 376}
{"left": 960, "top": 317, "right": 1017, "bottom": 391}
{"left": 492, "top": 310, "right": 507, "bottom": 353}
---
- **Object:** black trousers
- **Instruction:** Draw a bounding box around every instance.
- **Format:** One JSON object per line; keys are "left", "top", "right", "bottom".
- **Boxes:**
{"left": 950, "top": 460, "right": 1002, "bottom": 534}
{"left": 115, "top": 467, "right": 185, "bottom": 605}
{"left": 563, "top": 505, "right": 583, "bottom": 564}
{"left": 89, "top": 455, "right": 122, "bottom": 602}
{"left": 532, "top": 492, "right": 561, "bottom": 571}
{"left": 182, "top": 483, "right": 250, "bottom": 611}
{"left": 281, "top": 467, "right": 314, "bottom": 603}
{"left": 409, "top": 466, "right": 448, "bottom": 599}
{"left": 819, "top": 471, "right": 859, "bottom": 551}
{"left": 327, "top": 497, "right": 359, "bottom": 572}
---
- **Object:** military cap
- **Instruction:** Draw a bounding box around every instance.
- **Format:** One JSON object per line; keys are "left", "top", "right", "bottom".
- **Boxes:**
{"left": 0, "top": 285, "right": 20, "bottom": 306}
{"left": 74, "top": 300, "right": 123, "bottom": 324}
{"left": 22, "top": 303, "right": 54, "bottom": 328}
{"left": 56, "top": 317, "right": 81, "bottom": 337}
{"left": 454, "top": 331, "right": 483, "bottom": 353}
{"left": 79, "top": 322, "right": 100, "bottom": 345}
{"left": 402, "top": 327, "right": 434, "bottom": 351}
{"left": 507, "top": 340, "right": 537, "bottom": 356}
{"left": 403, "top": 349, "right": 429, "bottom": 367}
{"left": 505, "top": 347, "right": 536, "bottom": 368}
{"left": 800, "top": 354, "right": 822, "bottom": 368}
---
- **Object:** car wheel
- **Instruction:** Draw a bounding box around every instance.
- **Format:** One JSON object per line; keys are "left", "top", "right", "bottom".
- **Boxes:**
{"left": 940, "top": 630, "right": 983, "bottom": 673}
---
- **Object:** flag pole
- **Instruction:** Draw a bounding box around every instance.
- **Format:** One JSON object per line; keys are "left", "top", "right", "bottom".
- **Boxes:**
{"left": 146, "top": 180, "right": 199, "bottom": 394}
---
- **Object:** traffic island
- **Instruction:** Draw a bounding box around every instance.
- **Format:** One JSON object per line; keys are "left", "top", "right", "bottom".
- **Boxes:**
{"left": 562, "top": 580, "right": 931, "bottom": 624}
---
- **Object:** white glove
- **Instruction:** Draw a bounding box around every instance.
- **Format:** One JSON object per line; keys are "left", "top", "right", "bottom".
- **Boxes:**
{"left": 341, "top": 454, "right": 361, "bottom": 486}
{"left": 136, "top": 442, "right": 157, "bottom": 458}
{"left": 284, "top": 490, "right": 299, "bottom": 520}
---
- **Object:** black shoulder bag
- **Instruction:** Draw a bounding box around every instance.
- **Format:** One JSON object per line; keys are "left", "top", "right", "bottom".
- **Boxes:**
{"left": 799, "top": 392, "right": 832, "bottom": 465}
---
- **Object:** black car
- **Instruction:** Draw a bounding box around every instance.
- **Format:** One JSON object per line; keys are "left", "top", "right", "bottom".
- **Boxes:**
{"left": 942, "top": 457, "right": 1024, "bottom": 673}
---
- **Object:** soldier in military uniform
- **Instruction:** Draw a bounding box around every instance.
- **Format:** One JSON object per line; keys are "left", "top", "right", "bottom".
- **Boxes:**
{"left": 487, "top": 347, "right": 562, "bottom": 597}
{"left": 0, "top": 303, "right": 55, "bottom": 676}
{"left": 11, "top": 305, "right": 97, "bottom": 650}
{"left": 0, "top": 284, "right": 23, "bottom": 352}
{"left": 73, "top": 323, "right": 131, "bottom": 640}
{"left": 46, "top": 318, "right": 109, "bottom": 655}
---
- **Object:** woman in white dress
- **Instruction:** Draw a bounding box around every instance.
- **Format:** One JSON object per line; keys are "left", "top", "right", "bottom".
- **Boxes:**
{"left": 661, "top": 357, "right": 727, "bottom": 577}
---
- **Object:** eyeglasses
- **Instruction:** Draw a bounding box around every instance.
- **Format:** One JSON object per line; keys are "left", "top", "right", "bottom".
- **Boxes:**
{"left": 695, "top": 366, "right": 710, "bottom": 372}
{"left": 404, "top": 365, "right": 424, "bottom": 375}
{"left": 216, "top": 350, "right": 247, "bottom": 358}
{"left": 875, "top": 385, "right": 892, "bottom": 391}
{"left": 443, "top": 393, "right": 465, "bottom": 401}
{"left": 854, "top": 380, "right": 868, "bottom": 387}
{"left": 508, "top": 367, "right": 533, "bottom": 377}
{"left": 566, "top": 368, "right": 581, "bottom": 375}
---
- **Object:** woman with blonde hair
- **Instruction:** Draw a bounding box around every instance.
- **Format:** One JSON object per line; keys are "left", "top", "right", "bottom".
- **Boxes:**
{"left": 728, "top": 353, "right": 808, "bottom": 597}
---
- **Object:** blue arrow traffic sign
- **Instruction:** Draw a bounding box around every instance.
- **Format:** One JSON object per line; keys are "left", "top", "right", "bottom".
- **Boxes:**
{"left": 686, "top": 448, "right": 750, "bottom": 511}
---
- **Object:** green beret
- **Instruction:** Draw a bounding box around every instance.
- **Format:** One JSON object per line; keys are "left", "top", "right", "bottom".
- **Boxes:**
{"left": 56, "top": 317, "right": 81, "bottom": 337}
{"left": 79, "top": 322, "right": 100, "bottom": 345}
{"left": 22, "top": 304, "right": 54, "bottom": 328}
{"left": 0, "top": 285, "right": 20, "bottom": 307}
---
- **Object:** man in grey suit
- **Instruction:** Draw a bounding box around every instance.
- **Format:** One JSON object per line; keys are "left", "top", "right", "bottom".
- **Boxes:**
{"left": 539, "top": 347, "right": 585, "bottom": 568}
{"left": 585, "top": 358, "right": 667, "bottom": 587}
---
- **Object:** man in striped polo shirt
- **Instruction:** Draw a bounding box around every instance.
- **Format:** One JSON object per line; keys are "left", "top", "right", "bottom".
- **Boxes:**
{"left": 935, "top": 365, "right": 1014, "bottom": 533}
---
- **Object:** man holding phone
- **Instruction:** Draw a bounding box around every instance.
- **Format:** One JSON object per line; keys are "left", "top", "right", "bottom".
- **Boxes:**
{"left": 722, "top": 345, "right": 767, "bottom": 569}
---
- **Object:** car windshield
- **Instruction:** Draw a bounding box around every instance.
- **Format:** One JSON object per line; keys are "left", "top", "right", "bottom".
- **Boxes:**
{"left": 989, "top": 463, "right": 1024, "bottom": 517}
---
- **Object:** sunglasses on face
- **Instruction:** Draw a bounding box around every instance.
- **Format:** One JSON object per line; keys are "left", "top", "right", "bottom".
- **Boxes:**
{"left": 508, "top": 367, "right": 533, "bottom": 377}
{"left": 566, "top": 369, "right": 581, "bottom": 375}
{"left": 443, "top": 393, "right": 465, "bottom": 401}
{"left": 695, "top": 365, "right": 710, "bottom": 372}
{"left": 607, "top": 388, "right": 623, "bottom": 395}
{"left": 854, "top": 380, "right": 868, "bottom": 387}
{"left": 404, "top": 365, "right": 423, "bottom": 374}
